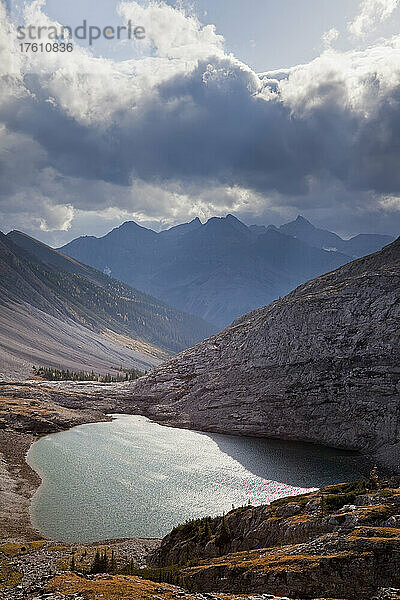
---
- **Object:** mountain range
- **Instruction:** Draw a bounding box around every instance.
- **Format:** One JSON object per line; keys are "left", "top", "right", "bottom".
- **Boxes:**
{"left": 130, "top": 236, "right": 400, "bottom": 470}
{"left": 277, "top": 215, "right": 394, "bottom": 256}
{"left": 60, "top": 215, "right": 394, "bottom": 328}
{"left": 0, "top": 231, "right": 214, "bottom": 379}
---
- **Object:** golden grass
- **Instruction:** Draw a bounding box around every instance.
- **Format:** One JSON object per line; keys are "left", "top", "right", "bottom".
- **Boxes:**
{"left": 356, "top": 504, "right": 393, "bottom": 522}
{"left": 0, "top": 540, "right": 47, "bottom": 556}
{"left": 0, "top": 395, "right": 56, "bottom": 417}
{"left": 347, "top": 526, "right": 400, "bottom": 545}
{"left": 48, "top": 573, "right": 177, "bottom": 600}
{"left": 183, "top": 546, "right": 352, "bottom": 576}
{"left": 0, "top": 561, "right": 23, "bottom": 589}
{"left": 47, "top": 544, "right": 70, "bottom": 552}
{"left": 287, "top": 514, "right": 311, "bottom": 524}
{"left": 47, "top": 573, "right": 242, "bottom": 600}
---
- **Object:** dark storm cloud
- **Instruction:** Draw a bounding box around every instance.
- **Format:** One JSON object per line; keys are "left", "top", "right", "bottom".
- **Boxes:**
{"left": 1, "top": 0, "right": 400, "bottom": 237}
{"left": 2, "top": 53, "right": 399, "bottom": 206}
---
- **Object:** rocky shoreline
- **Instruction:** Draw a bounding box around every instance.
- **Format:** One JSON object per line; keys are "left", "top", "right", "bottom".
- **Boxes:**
{"left": 0, "top": 381, "right": 166, "bottom": 599}
{"left": 149, "top": 477, "right": 400, "bottom": 598}
{"left": 0, "top": 430, "right": 41, "bottom": 542}
{"left": 0, "top": 381, "right": 114, "bottom": 543}
{"left": 1, "top": 379, "right": 400, "bottom": 600}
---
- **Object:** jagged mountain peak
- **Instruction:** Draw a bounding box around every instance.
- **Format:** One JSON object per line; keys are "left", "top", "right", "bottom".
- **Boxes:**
{"left": 225, "top": 213, "right": 242, "bottom": 222}
{"left": 295, "top": 214, "right": 311, "bottom": 224}
{"left": 108, "top": 219, "right": 157, "bottom": 237}
{"left": 160, "top": 217, "right": 203, "bottom": 238}
{"left": 59, "top": 215, "right": 394, "bottom": 328}
{"left": 202, "top": 214, "right": 249, "bottom": 232}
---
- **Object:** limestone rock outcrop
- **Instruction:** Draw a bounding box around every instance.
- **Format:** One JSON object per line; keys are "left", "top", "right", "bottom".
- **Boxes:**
{"left": 150, "top": 479, "right": 400, "bottom": 600}
{"left": 131, "top": 238, "right": 400, "bottom": 469}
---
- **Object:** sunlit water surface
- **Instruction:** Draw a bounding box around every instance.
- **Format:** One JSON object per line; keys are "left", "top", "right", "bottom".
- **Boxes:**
{"left": 27, "top": 415, "right": 373, "bottom": 542}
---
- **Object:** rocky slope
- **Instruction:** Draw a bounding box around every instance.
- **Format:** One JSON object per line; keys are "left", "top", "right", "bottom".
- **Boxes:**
{"left": 149, "top": 478, "right": 400, "bottom": 600}
{"left": 0, "top": 232, "right": 214, "bottom": 379}
{"left": 129, "top": 237, "right": 400, "bottom": 470}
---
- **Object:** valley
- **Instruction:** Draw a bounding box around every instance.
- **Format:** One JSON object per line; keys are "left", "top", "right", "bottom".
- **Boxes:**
{"left": 2, "top": 0, "right": 400, "bottom": 595}
{"left": 0, "top": 228, "right": 399, "bottom": 600}
{"left": 0, "top": 232, "right": 214, "bottom": 380}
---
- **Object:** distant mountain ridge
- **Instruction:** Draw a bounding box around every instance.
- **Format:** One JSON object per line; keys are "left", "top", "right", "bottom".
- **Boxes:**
{"left": 277, "top": 215, "right": 394, "bottom": 256}
{"left": 60, "top": 214, "right": 394, "bottom": 328}
{"left": 0, "top": 231, "right": 214, "bottom": 379}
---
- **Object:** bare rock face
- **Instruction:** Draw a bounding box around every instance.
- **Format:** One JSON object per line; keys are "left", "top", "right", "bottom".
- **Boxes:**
{"left": 148, "top": 480, "right": 400, "bottom": 599}
{"left": 131, "top": 238, "right": 400, "bottom": 470}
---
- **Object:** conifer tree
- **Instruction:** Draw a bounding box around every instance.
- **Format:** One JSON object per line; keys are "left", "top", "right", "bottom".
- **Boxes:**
{"left": 91, "top": 549, "right": 101, "bottom": 574}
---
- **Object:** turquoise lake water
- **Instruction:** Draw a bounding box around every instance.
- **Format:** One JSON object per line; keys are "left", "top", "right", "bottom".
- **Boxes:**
{"left": 27, "top": 414, "right": 373, "bottom": 542}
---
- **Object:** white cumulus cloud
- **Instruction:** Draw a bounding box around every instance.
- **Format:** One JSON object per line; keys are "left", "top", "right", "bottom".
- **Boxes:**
{"left": 322, "top": 28, "right": 339, "bottom": 49}
{"left": 348, "top": 0, "right": 399, "bottom": 37}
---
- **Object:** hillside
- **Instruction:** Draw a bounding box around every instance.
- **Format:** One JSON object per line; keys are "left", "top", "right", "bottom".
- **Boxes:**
{"left": 0, "top": 232, "right": 214, "bottom": 379}
{"left": 148, "top": 477, "right": 400, "bottom": 599}
{"left": 59, "top": 215, "right": 357, "bottom": 328}
{"left": 129, "top": 237, "right": 400, "bottom": 470}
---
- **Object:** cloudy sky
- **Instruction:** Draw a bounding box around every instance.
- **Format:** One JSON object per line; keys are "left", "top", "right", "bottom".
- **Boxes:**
{"left": 1, "top": 0, "right": 400, "bottom": 245}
